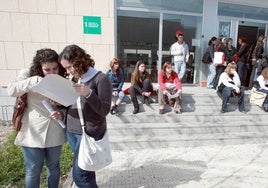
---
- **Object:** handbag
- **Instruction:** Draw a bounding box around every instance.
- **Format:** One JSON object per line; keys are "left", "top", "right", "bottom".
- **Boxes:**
{"left": 78, "top": 126, "right": 112, "bottom": 171}
{"left": 233, "top": 53, "right": 238, "bottom": 63}
{"left": 76, "top": 81, "right": 112, "bottom": 171}
{"left": 250, "top": 89, "right": 267, "bottom": 107}
{"left": 202, "top": 51, "right": 212, "bottom": 64}
{"left": 217, "top": 83, "right": 225, "bottom": 92}
{"left": 12, "top": 94, "right": 27, "bottom": 131}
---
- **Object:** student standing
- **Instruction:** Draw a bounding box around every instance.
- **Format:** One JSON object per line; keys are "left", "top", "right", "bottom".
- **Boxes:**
{"left": 7, "top": 48, "right": 66, "bottom": 188}
{"left": 170, "top": 29, "right": 189, "bottom": 80}
{"left": 59, "top": 44, "right": 112, "bottom": 187}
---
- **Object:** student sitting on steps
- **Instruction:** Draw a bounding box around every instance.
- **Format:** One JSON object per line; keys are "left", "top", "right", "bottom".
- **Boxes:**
{"left": 158, "top": 61, "right": 182, "bottom": 114}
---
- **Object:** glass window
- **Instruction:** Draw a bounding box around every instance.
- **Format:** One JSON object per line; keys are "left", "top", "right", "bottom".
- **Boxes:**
{"left": 117, "top": 10, "right": 159, "bottom": 82}
{"left": 218, "top": 3, "right": 268, "bottom": 21}
{"left": 117, "top": 6, "right": 203, "bottom": 83}
{"left": 218, "top": 21, "right": 230, "bottom": 38}
{"left": 117, "top": 0, "right": 203, "bottom": 14}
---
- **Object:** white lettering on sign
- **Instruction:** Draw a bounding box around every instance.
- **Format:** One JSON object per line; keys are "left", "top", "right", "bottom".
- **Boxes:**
{"left": 85, "top": 22, "right": 99, "bottom": 28}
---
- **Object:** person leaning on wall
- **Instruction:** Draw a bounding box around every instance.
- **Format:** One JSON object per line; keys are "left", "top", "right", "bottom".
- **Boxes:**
{"left": 205, "top": 36, "right": 217, "bottom": 89}
{"left": 7, "top": 48, "right": 67, "bottom": 188}
{"left": 59, "top": 44, "right": 112, "bottom": 188}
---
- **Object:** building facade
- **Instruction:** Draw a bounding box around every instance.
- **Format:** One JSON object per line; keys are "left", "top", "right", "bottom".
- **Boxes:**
{"left": 0, "top": 0, "right": 268, "bottom": 87}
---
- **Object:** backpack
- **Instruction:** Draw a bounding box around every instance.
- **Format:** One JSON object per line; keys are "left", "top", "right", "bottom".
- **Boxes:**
{"left": 12, "top": 94, "right": 27, "bottom": 131}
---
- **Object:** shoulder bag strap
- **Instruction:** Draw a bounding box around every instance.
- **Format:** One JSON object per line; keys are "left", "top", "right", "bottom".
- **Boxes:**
{"left": 76, "top": 79, "right": 85, "bottom": 127}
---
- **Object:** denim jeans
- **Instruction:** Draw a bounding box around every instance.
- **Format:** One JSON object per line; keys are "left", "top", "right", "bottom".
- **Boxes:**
{"left": 217, "top": 86, "right": 245, "bottom": 112}
{"left": 66, "top": 130, "right": 98, "bottom": 188}
{"left": 174, "top": 61, "right": 186, "bottom": 80}
{"left": 206, "top": 62, "right": 216, "bottom": 88}
{"left": 22, "top": 145, "right": 62, "bottom": 188}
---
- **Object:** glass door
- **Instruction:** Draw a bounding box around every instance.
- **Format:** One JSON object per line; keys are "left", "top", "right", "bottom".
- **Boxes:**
{"left": 162, "top": 14, "right": 202, "bottom": 83}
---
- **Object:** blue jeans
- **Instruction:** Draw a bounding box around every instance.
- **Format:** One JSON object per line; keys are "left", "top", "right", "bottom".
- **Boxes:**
{"left": 174, "top": 61, "right": 186, "bottom": 80}
{"left": 206, "top": 62, "right": 216, "bottom": 88}
{"left": 22, "top": 146, "right": 62, "bottom": 188}
{"left": 66, "top": 130, "right": 98, "bottom": 188}
{"left": 217, "top": 87, "right": 245, "bottom": 112}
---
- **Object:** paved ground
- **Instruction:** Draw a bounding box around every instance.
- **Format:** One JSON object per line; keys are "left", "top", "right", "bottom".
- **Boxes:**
{"left": 64, "top": 143, "right": 268, "bottom": 188}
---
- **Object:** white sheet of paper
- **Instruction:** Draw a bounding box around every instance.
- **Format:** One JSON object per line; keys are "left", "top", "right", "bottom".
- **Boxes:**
{"left": 32, "top": 74, "right": 79, "bottom": 107}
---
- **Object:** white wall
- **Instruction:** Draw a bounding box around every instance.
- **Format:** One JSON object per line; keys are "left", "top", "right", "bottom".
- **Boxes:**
{"left": 0, "top": 0, "right": 115, "bottom": 86}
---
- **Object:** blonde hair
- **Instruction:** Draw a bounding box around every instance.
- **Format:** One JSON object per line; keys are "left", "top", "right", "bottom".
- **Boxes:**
{"left": 261, "top": 67, "right": 268, "bottom": 80}
{"left": 224, "top": 62, "right": 237, "bottom": 75}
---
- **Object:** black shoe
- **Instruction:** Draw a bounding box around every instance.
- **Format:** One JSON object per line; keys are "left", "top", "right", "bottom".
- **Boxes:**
{"left": 133, "top": 108, "right": 139, "bottom": 114}
{"left": 110, "top": 106, "right": 115, "bottom": 115}
{"left": 264, "top": 107, "right": 268, "bottom": 112}
{"left": 144, "top": 98, "right": 150, "bottom": 105}
{"left": 113, "top": 106, "right": 120, "bottom": 115}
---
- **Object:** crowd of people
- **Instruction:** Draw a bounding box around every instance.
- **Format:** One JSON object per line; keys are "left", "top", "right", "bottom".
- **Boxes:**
{"left": 204, "top": 34, "right": 268, "bottom": 113}
{"left": 6, "top": 29, "right": 268, "bottom": 187}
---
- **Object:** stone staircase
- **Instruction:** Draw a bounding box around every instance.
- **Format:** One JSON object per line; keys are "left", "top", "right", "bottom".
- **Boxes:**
{"left": 106, "top": 85, "right": 268, "bottom": 150}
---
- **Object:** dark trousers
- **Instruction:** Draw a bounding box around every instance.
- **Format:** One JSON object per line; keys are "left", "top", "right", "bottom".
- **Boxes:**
{"left": 130, "top": 78, "right": 152, "bottom": 109}
{"left": 213, "top": 66, "right": 225, "bottom": 88}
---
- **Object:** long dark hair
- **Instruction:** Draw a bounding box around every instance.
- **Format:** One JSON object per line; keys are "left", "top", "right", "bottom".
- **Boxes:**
{"left": 208, "top": 36, "right": 217, "bottom": 46}
{"left": 29, "top": 48, "right": 66, "bottom": 77}
{"left": 58, "top": 45, "right": 95, "bottom": 78}
{"left": 131, "top": 60, "right": 150, "bottom": 85}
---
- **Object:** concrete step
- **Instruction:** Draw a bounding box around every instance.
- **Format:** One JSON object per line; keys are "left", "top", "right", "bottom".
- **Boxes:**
{"left": 106, "top": 85, "right": 266, "bottom": 149}
{"left": 111, "top": 103, "right": 261, "bottom": 113}
{"left": 122, "top": 91, "right": 252, "bottom": 105}
{"left": 108, "top": 122, "right": 268, "bottom": 136}
{"left": 106, "top": 105, "right": 266, "bottom": 124}
{"left": 108, "top": 132, "right": 268, "bottom": 149}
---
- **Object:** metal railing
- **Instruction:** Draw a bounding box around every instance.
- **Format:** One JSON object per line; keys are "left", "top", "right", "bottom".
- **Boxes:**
{"left": 0, "top": 105, "right": 13, "bottom": 121}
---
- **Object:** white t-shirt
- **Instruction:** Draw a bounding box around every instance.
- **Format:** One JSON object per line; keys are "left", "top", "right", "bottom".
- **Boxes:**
{"left": 170, "top": 42, "right": 189, "bottom": 62}
{"left": 257, "top": 75, "right": 268, "bottom": 90}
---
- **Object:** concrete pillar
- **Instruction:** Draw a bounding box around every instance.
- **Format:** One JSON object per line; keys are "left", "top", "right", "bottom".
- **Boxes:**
{"left": 199, "top": 0, "right": 218, "bottom": 87}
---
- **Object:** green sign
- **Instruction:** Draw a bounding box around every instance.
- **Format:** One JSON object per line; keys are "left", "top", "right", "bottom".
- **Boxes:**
{"left": 83, "top": 16, "right": 101, "bottom": 34}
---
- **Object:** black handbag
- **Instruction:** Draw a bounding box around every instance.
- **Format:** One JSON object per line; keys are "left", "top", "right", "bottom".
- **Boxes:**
{"left": 202, "top": 51, "right": 212, "bottom": 64}
{"left": 217, "top": 83, "right": 225, "bottom": 92}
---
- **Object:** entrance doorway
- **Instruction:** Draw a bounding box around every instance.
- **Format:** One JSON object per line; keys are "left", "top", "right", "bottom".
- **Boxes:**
{"left": 237, "top": 25, "right": 265, "bottom": 48}
{"left": 237, "top": 22, "right": 266, "bottom": 87}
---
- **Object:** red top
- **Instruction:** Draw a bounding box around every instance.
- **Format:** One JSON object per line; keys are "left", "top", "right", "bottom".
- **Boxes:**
{"left": 158, "top": 70, "right": 182, "bottom": 91}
